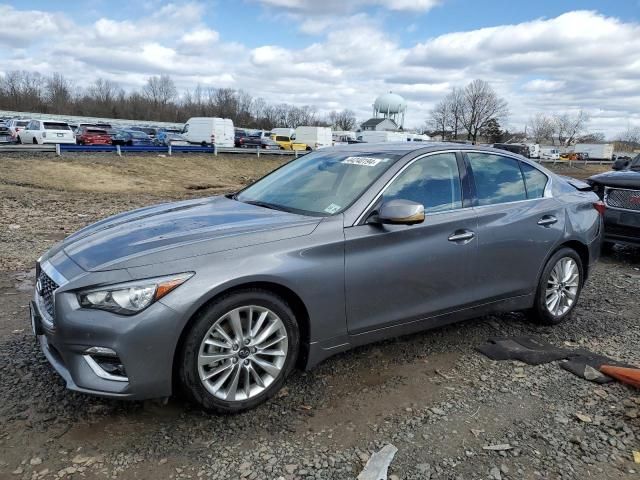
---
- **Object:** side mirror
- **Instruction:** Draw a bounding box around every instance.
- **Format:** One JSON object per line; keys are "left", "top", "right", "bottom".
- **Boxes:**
{"left": 373, "top": 199, "right": 425, "bottom": 225}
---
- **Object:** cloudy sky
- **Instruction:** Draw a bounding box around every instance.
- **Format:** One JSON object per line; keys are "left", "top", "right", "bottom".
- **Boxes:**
{"left": 1, "top": 0, "right": 639, "bottom": 137}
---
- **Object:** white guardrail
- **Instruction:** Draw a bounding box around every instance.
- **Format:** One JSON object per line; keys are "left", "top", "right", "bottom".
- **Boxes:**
{"left": 0, "top": 144, "right": 306, "bottom": 157}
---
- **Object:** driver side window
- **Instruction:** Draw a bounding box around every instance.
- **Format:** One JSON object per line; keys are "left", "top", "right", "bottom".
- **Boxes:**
{"left": 383, "top": 153, "right": 463, "bottom": 213}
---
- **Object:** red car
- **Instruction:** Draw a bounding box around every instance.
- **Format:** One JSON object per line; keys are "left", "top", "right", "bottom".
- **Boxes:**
{"left": 76, "top": 127, "right": 112, "bottom": 145}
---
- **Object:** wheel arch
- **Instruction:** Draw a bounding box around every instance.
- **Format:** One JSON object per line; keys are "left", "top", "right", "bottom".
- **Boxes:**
{"left": 171, "top": 280, "right": 312, "bottom": 391}
{"left": 538, "top": 239, "right": 591, "bottom": 287}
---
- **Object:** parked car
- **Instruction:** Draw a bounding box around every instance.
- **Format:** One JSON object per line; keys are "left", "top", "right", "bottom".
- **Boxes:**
{"left": 270, "top": 134, "right": 309, "bottom": 151}
{"left": 241, "top": 134, "right": 281, "bottom": 149}
{"left": 5, "top": 119, "right": 30, "bottom": 140}
{"left": 540, "top": 148, "right": 560, "bottom": 160}
{"left": 0, "top": 122, "right": 14, "bottom": 143}
{"left": 588, "top": 153, "right": 640, "bottom": 248}
{"left": 17, "top": 120, "right": 75, "bottom": 144}
{"left": 75, "top": 127, "right": 112, "bottom": 145}
{"left": 112, "top": 130, "right": 154, "bottom": 146}
{"left": 154, "top": 132, "right": 190, "bottom": 146}
{"left": 129, "top": 126, "right": 158, "bottom": 138}
{"left": 31, "top": 144, "right": 603, "bottom": 412}
{"left": 234, "top": 129, "right": 248, "bottom": 147}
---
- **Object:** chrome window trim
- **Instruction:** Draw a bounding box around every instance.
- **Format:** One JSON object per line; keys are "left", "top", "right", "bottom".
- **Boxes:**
{"left": 353, "top": 149, "right": 553, "bottom": 226}
{"left": 83, "top": 355, "right": 129, "bottom": 382}
{"left": 604, "top": 186, "right": 640, "bottom": 213}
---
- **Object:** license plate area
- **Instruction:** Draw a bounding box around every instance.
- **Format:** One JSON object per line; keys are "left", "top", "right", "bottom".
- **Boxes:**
{"left": 620, "top": 212, "right": 640, "bottom": 227}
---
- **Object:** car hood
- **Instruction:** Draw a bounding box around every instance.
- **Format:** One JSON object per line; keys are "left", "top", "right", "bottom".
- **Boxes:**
{"left": 588, "top": 170, "right": 640, "bottom": 189}
{"left": 58, "top": 196, "right": 321, "bottom": 271}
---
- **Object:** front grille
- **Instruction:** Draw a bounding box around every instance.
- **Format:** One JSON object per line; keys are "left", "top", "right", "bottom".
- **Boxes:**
{"left": 606, "top": 188, "right": 640, "bottom": 211}
{"left": 38, "top": 271, "right": 59, "bottom": 318}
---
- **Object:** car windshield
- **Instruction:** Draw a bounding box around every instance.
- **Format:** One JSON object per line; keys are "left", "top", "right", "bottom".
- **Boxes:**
{"left": 16, "top": 121, "right": 29, "bottom": 127}
{"left": 236, "top": 150, "right": 402, "bottom": 216}
{"left": 129, "top": 131, "right": 147, "bottom": 138}
{"left": 44, "top": 122, "right": 70, "bottom": 130}
{"left": 631, "top": 154, "right": 640, "bottom": 169}
{"left": 87, "top": 129, "right": 107, "bottom": 134}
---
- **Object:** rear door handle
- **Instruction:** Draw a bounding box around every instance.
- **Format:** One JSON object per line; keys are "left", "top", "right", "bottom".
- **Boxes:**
{"left": 448, "top": 230, "right": 475, "bottom": 242}
{"left": 537, "top": 215, "right": 558, "bottom": 227}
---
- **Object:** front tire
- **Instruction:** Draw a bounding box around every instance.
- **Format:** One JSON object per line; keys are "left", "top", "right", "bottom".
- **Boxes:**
{"left": 179, "top": 289, "right": 299, "bottom": 413}
{"left": 528, "top": 248, "right": 583, "bottom": 325}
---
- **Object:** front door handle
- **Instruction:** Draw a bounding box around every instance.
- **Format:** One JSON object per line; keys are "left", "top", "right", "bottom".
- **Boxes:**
{"left": 537, "top": 215, "right": 558, "bottom": 227}
{"left": 448, "top": 230, "right": 475, "bottom": 242}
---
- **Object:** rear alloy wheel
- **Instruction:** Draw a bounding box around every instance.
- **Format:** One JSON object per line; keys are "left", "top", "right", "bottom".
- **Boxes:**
{"left": 528, "top": 248, "right": 583, "bottom": 325}
{"left": 179, "top": 289, "right": 299, "bottom": 412}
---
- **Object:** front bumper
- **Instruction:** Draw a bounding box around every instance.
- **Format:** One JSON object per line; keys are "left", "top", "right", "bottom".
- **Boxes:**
{"left": 603, "top": 209, "right": 640, "bottom": 246}
{"left": 32, "top": 274, "right": 180, "bottom": 401}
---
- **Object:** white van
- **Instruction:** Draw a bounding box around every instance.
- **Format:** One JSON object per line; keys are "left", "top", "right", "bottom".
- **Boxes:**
{"left": 182, "top": 117, "right": 234, "bottom": 147}
{"left": 294, "top": 126, "right": 332, "bottom": 149}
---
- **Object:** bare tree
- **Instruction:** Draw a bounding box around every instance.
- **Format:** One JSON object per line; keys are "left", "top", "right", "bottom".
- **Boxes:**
{"left": 553, "top": 110, "right": 590, "bottom": 146}
{"left": 445, "top": 87, "right": 464, "bottom": 139}
{"left": 328, "top": 109, "right": 357, "bottom": 131}
{"left": 143, "top": 74, "right": 177, "bottom": 106}
{"left": 428, "top": 98, "right": 450, "bottom": 140}
{"left": 527, "top": 113, "right": 555, "bottom": 144}
{"left": 461, "top": 79, "right": 508, "bottom": 142}
{"left": 45, "top": 73, "right": 73, "bottom": 113}
{"left": 616, "top": 125, "right": 640, "bottom": 144}
{"left": 87, "top": 78, "right": 121, "bottom": 104}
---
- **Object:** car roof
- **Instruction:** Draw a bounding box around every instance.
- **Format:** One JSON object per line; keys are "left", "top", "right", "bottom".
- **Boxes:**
{"left": 325, "top": 141, "right": 525, "bottom": 157}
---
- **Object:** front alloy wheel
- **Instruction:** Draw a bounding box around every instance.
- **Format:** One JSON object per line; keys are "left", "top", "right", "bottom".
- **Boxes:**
{"left": 179, "top": 289, "right": 299, "bottom": 412}
{"left": 197, "top": 305, "right": 288, "bottom": 401}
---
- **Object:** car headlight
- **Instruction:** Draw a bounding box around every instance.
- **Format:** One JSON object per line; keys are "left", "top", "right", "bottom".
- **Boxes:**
{"left": 78, "top": 273, "right": 193, "bottom": 315}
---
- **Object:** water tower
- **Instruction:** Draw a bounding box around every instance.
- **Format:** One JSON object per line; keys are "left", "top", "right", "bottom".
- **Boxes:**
{"left": 373, "top": 92, "right": 407, "bottom": 128}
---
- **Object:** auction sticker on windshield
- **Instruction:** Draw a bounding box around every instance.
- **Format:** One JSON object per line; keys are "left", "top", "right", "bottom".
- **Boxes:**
{"left": 324, "top": 203, "right": 342, "bottom": 214}
{"left": 342, "top": 156, "right": 386, "bottom": 167}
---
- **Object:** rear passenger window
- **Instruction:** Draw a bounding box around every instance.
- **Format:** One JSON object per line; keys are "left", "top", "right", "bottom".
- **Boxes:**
{"left": 468, "top": 153, "right": 527, "bottom": 205}
{"left": 520, "top": 162, "right": 548, "bottom": 199}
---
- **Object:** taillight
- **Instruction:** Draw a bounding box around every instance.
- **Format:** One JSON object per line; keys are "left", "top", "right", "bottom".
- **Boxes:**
{"left": 593, "top": 201, "right": 606, "bottom": 216}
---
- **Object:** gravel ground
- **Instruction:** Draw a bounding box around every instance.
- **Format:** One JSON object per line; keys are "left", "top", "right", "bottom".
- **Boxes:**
{"left": 0, "top": 154, "right": 638, "bottom": 479}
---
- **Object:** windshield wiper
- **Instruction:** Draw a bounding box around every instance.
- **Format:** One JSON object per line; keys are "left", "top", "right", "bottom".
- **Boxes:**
{"left": 241, "top": 199, "right": 290, "bottom": 212}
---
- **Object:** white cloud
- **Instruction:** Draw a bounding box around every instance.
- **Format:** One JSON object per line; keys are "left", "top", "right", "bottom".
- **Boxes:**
{"left": 0, "top": 5, "right": 639, "bottom": 137}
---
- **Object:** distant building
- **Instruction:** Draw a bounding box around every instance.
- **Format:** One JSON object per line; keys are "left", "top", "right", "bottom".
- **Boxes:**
{"left": 360, "top": 117, "right": 399, "bottom": 132}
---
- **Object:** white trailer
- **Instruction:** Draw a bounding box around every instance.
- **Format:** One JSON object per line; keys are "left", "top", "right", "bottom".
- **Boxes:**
{"left": 527, "top": 143, "right": 540, "bottom": 159}
{"left": 294, "top": 126, "right": 332, "bottom": 149}
{"left": 271, "top": 127, "right": 295, "bottom": 137}
{"left": 540, "top": 147, "right": 560, "bottom": 160}
{"left": 574, "top": 143, "right": 614, "bottom": 160}
{"left": 360, "top": 131, "right": 406, "bottom": 143}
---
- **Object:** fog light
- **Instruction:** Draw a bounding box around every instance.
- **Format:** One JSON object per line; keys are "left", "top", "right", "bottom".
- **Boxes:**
{"left": 83, "top": 349, "right": 128, "bottom": 382}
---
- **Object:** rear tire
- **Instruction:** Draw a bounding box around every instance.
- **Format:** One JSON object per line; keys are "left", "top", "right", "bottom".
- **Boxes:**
{"left": 179, "top": 289, "right": 299, "bottom": 413}
{"left": 527, "top": 247, "right": 583, "bottom": 325}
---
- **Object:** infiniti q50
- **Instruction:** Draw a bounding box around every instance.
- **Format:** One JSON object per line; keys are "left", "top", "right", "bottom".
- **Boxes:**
{"left": 31, "top": 143, "right": 603, "bottom": 412}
